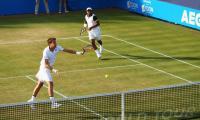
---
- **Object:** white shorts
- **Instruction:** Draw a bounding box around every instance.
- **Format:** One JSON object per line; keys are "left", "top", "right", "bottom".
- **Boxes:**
{"left": 36, "top": 66, "right": 53, "bottom": 83}
{"left": 88, "top": 27, "right": 101, "bottom": 41}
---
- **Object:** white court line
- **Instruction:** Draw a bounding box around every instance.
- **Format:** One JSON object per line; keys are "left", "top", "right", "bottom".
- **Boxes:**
{"left": 75, "top": 38, "right": 194, "bottom": 84}
{"left": 105, "top": 35, "right": 200, "bottom": 69}
{"left": 0, "top": 75, "right": 32, "bottom": 80}
{"left": 0, "top": 35, "right": 88, "bottom": 45}
{"left": 0, "top": 64, "right": 140, "bottom": 80}
{"left": 26, "top": 76, "right": 107, "bottom": 120}
{"left": 0, "top": 35, "right": 109, "bottom": 45}
{"left": 59, "top": 64, "right": 141, "bottom": 74}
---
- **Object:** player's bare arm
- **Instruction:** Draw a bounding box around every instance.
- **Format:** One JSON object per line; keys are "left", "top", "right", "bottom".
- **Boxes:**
{"left": 63, "top": 48, "right": 77, "bottom": 54}
{"left": 45, "top": 59, "right": 53, "bottom": 70}
{"left": 63, "top": 48, "right": 85, "bottom": 55}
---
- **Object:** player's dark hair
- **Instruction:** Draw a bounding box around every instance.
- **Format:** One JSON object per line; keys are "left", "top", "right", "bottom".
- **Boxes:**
{"left": 47, "top": 38, "right": 56, "bottom": 44}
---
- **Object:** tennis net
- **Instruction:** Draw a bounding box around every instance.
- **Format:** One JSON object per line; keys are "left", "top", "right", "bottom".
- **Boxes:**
{"left": 0, "top": 82, "right": 199, "bottom": 120}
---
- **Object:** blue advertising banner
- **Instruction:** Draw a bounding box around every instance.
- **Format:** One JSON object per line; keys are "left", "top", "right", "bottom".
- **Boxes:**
{"left": 160, "top": 0, "right": 200, "bottom": 10}
{"left": 124, "top": 0, "right": 200, "bottom": 30}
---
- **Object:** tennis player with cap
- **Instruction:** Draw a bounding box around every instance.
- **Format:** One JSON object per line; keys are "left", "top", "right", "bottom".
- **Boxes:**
{"left": 83, "top": 7, "right": 104, "bottom": 59}
{"left": 28, "top": 38, "right": 84, "bottom": 109}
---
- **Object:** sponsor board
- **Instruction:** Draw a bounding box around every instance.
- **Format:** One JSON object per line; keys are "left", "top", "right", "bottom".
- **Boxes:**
{"left": 141, "top": 4, "right": 154, "bottom": 14}
{"left": 127, "top": 0, "right": 139, "bottom": 11}
{"left": 143, "top": 0, "right": 152, "bottom": 4}
{"left": 181, "top": 10, "right": 200, "bottom": 27}
{"left": 125, "top": 0, "right": 200, "bottom": 30}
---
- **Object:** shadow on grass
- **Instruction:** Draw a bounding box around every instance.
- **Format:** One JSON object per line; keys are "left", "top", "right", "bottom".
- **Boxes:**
{"left": 123, "top": 54, "right": 200, "bottom": 61}
{"left": 101, "top": 54, "right": 200, "bottom": 61}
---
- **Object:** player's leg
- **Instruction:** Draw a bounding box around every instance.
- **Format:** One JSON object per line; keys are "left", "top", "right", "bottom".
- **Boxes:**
{"left": 95, "top": 29, "right": 104, "bottom": 53}
{"left": 91, "top": 39, "right": 97, "bottom": 50}
{"left": 64, "top": 0, "right": 69, "bottom": 13}
{"left": 35, "top": 0, "right": 40, "bottom": 15}
{"left": 97, "top": 40, "right": 102, "bottom": 46}
{"left": 44, "top": 0, "right": 50, "bottom": 14}
{"left": 47, "top": 81, "right": 61, "bottom": 108}
{"left": 32, "top": 81, "right": 44, "bottom": 98}
{"left": 48, "top": 81, "right": 54, "bottom": 97}
{"left": 58, "top": 0, "right": 62, "bottom": 14}
{"left": 89, "top": 32, "right": 101, "bottom": 59}
{"left": 28, "top": 81, "right": 43, "bottom": 102}
{"left": 97, "top": 40, "right": 104, "bottom": 53}
{"left": 28, "top": 81, "right": 44, "bottom": 109}
{"left": 91, "top": 39, "right": 101, "bottom": 59}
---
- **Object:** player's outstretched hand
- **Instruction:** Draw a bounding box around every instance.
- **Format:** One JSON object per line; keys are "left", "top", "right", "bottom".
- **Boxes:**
{"left": 76, "top": 51, "right": 85, "bottom": 55}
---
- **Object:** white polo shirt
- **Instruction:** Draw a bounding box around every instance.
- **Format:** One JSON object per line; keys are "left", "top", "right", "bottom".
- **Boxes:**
{"left": 40, "top": 45, "right": 64, "bottom": 68}
{"left": 85, "top": 14, "right": 101, "bottom": 40}
{"left": 85, "top": 14, "right": 100, "bottom": 30}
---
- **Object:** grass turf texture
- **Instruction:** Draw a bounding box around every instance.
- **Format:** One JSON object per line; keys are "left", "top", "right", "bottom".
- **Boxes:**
{"left": 0, "top": 9, "right": 199, "bottom": 118}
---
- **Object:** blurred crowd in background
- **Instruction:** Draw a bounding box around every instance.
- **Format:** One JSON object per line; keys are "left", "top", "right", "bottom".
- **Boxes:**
{"left": 35, "top": 0, "right": 69, "bottom": 15}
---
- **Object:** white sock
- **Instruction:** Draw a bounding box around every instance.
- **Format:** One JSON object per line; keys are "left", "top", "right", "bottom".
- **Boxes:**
{"left": 100, "top": 45, "right": 104, "bottom": 51}
{"left": 31, "top": 96, "right": 36, "bottom": 101}
{"left": 95, "top": 49, "right": 101, "bottom": 58}
{"left": 50, "top": 97, "right": 55, "bottom": 104}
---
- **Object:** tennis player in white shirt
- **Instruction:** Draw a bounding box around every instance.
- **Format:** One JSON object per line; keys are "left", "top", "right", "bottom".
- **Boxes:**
{"left": 84, "top": 7, "right": 104, "bottom": 59}
{"left": 28, "top": 38, "right": 84, "bottom": 109}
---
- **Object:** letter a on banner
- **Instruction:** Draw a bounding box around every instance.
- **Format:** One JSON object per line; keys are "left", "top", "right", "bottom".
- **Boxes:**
{"left": 181, "top": 10, "right": 188, "bottom": 23}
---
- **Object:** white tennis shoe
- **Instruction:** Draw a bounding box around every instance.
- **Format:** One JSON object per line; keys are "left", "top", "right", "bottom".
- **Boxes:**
{"left": 51, "top": 103, "right": 62, "bottom": 109}
{"left": 27, "top": 99, "right": 36, "bottom": 110}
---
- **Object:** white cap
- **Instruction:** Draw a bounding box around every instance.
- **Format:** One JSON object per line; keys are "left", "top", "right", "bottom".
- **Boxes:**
{"left": 86, "top": 7, "right": 93, "bottom": 11}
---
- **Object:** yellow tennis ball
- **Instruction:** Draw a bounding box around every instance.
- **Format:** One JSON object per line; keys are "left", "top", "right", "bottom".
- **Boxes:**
{"left": 105, "top": 74, "right": 109, "bottom": 78}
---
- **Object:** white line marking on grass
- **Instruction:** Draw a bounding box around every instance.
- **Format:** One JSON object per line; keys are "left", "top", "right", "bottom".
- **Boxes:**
{"left": 58, "top": 35, "right": 108, "bottom": 40}
{"left": 25, "top": 76, "right": 107, "bottom": 120}
{"left": 0, "top": 36, "right": 87, "bottom": 45}
{"left": 75, "top": 38, "right": 194, "bottom": 84}
{"left": 59, "top": 64, "right": 141, "bottom": 74}
{"left": 0, "top": 40, "right": 46, "bottom": 45}
{"left": 0, "top": 35, "right": 108, "bottom": 45}
{"left": 0, "top": 75, "right": 32, "bottom": 80}
{"left": 0, "top": 64, "right": 140, "bottom": 80}
{"left": 105, "top": 35, "right": 200, "bottom": 69}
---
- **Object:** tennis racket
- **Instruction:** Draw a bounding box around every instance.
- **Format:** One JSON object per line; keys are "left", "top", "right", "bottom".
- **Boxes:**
{"left": 82, "top": 44, "right": 94, "bottom": 53}
{"left": 80, "top": 27, "right": 87, "bottom": 36}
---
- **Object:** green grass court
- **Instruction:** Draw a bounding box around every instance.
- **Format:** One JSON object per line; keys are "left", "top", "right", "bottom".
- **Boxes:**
{"left": 0, "top": 9, "right": 200, "bottom": 105}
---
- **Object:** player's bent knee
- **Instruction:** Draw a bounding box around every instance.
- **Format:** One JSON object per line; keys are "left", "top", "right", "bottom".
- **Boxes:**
{"left": 48, "top": 81, "right": 54, "bottom": 87}
{"left": 38, "top": 81, "right": 44, "bottom": 86}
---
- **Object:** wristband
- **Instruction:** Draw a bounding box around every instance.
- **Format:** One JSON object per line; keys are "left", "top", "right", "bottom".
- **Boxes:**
{"left": 76, "top": 51, "right": 82, "bottom": 55}
{"left": 83, "top": 23, "right": 87, "bottom": 27}
{"left": 52, "top": 69, "right": 58, "bottom": 73}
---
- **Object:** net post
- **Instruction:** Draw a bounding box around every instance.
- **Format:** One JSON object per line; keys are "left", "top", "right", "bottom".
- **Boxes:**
{"left": 121, "top": 92, "right": 125, "bottom": 120}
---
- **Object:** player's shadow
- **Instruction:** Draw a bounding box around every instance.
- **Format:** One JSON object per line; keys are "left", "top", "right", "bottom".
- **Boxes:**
{"left": 123, "top": 54, "right": 200, "bottom": 61}
{"left": 101, "top": 54, "right": 200, "bottom": 61}
{"left": 101, "top": 57, "right": 125, "bottom": 61}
